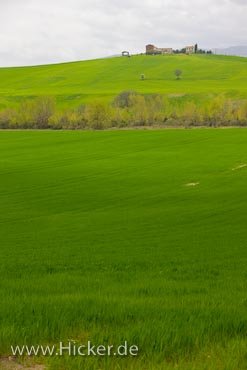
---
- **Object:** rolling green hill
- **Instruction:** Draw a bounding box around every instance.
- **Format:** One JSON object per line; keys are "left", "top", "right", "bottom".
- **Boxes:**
{"left": 0, "top": 54, "right": 247, "bottom": 109}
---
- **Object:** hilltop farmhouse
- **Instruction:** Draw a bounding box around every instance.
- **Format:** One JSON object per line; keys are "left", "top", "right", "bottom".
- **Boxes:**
{"left": 185, "top": 45, "right": 195, "bottom": 54}
{"left": 146, "top": 44, "right": 196, "bottom": 55}
{"left": 146, "top": 44, "right": 173, "bottom": 55}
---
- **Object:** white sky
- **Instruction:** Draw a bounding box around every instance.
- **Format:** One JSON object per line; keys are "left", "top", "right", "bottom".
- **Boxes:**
{"left": 0, "top": 0, "right": 246, "bottom": 66}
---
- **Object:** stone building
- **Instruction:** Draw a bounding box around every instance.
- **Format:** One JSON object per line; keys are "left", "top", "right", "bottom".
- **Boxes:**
{"left": 146, "top": 44, "right": 173, "bottom": 55}
{"left": 185, "top": 45, "right": 195, "bottom": 54}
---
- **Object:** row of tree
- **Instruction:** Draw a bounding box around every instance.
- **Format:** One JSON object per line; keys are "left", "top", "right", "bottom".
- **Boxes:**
{"left": 173, "top": 44, "right": 212, "bottom": 54}
{"left": 0, "top": 92, "right": 246, "bottom": 129}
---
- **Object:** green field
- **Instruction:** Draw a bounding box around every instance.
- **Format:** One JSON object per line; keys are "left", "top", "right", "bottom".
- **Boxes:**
{"left": 0, "top": 54, "right": 247, "bottom": 109}
{"left": 1, "top": 129, "right": 247, "bottom": 369}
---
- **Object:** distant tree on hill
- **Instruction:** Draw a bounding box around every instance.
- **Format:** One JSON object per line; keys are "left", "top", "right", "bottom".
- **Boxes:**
{"left": 140, "top": 74, "right": 145, "bottom": 80}
{"left": 195, "top": 44, "right": 198, "bottom": 53}
{"left": 175, "top": 69, "right": 182, "bottom": 80}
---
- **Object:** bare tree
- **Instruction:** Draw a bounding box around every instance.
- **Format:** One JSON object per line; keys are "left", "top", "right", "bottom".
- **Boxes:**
{"left": 33, "top": 96, "right": 55, "bottom": 128}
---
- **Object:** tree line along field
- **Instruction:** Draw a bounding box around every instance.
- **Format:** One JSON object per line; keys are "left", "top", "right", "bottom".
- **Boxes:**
{"left": 0, "top": 129, "right": 247, "bottom": 369}
{"left": 0, "top": 54, "right": 247, "bottom": 110}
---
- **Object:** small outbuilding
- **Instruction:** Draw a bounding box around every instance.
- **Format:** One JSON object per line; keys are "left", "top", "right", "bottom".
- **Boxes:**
{"left": 122, "top": 51, "right": 130, "bottom": 57}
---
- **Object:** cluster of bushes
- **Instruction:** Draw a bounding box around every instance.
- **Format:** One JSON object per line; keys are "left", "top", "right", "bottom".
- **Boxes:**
{"left": 0, "top": 92, "right": 247, "bottom": 129}
{"left": 0, "top": 97, "right": 55, "bottom": 129}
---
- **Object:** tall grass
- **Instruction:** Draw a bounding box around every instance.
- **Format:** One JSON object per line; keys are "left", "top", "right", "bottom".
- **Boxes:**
{"left": 0, "top": 130, "right": 247, "bottom": 369}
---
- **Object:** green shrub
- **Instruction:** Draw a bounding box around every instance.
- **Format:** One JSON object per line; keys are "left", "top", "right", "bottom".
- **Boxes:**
{"left": 0, "top": 108, "right": 17, "bottom": 128}
{"left": 85, "top": 103, "right": 111, "bottom": 129}
{"left": 128, "top": 94, "right": 149, "bottom": 126}
{"left": 49, "top": 111, "right": 87, "bottom": 129}
{"left": 15, "top": 100, "right": 36, "bottom": 128}
{"left": 48, "top": 112, "right": 68, "bottom": 129}
{"left": 110, "top": 107, "right": 130, "bottom": 128}
{"left": 235, "top": 101, "right": 247, "bottom": 125}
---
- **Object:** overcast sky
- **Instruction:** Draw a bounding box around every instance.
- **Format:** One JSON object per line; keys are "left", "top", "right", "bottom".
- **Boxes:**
{"left": 0, "top": 0, "right": 246, "bottom": 66}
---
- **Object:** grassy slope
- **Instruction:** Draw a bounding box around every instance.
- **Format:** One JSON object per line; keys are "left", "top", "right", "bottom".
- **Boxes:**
{"left": 0, "top": 54, "right": 247, "bottom": 109}
{"left": 0, "top": 130, "right": 247, "bottom": 369}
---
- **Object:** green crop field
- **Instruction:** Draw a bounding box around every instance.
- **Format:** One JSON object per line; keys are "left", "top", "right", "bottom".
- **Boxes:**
{"left": 0, "top": 129, "right": 247, "bottom": 369}
{"left": 0, "top": 54, "right": 247, "bottom": 109}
